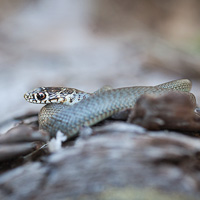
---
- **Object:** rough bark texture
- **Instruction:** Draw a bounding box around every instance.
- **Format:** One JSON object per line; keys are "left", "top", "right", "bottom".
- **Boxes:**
{"left": 0, "top": 129, "right": 200, "bottom": 200}
{"left": 128, "top": 93, "right": 200, "bottom": 133}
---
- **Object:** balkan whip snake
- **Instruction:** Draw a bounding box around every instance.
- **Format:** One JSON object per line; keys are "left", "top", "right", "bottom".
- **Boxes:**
{"left": 24, "top": 79, "right": 196, "bottom": 139}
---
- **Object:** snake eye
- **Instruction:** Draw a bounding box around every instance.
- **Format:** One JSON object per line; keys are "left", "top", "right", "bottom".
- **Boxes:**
{"left": 36, "top": 92, "right": 46, "bottom": 100}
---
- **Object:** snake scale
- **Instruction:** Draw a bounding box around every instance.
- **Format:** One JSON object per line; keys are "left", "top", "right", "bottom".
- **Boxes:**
{"left": 24, "top": 79, "right": 196, "bottom": 139}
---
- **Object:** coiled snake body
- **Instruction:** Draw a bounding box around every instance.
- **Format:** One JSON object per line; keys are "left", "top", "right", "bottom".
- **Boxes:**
{"left": 24, "top": 79, "right": 196, "bottom": 139}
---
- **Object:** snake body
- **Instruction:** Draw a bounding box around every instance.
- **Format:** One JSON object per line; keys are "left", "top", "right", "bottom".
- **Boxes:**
{"left": 24, "top": 79, "right": 196, "bottom": 139}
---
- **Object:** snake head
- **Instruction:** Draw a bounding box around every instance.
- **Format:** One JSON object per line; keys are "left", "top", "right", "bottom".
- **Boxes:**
{"left": 24, "top": 87, "right": 69, "bottom": 104}
{"left": 24, "top": 87, "right": 90, "bottom": 105}
{"left": 24, "top": 87, "right": 51, "bottom": 104}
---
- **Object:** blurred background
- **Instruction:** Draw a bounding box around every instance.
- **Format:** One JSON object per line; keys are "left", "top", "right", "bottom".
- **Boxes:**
{"left": 0, "top": 0, "right": 200, "bottom": 123}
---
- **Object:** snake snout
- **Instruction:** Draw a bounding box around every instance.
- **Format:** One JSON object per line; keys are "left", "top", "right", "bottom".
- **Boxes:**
{"left": 24, "top": 93, "right": 31, "bottom": 102}
{"left": 24, "top": 93, "right": 28, "bottom": 99}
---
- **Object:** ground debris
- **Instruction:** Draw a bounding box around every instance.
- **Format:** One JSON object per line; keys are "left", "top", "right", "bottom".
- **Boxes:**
{"left": 1, "top": 125, "right": 48, "bottom": 144}
{"left": 128, "top": 92, "right": 200, "bottom": 134}
{"left": 0, "top": 143, "right": 36, "bottom": 162}
{"left": 0, "top": 131, "right": 200, "bottom": 200}
{"left": 0, "top": 124, "right": 49, "bottom": 165}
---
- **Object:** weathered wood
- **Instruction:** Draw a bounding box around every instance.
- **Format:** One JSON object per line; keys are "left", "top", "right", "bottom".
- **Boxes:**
{"left": 0, "top": 127, "right": 200, "bottom": 200}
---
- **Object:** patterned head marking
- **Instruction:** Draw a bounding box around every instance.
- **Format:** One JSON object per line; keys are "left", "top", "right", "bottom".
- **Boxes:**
{"left": 24, "top": 87, "right": 50, "bottom": 104}
{"left": 24, "top": 87, "right": 90, "bottom": 105}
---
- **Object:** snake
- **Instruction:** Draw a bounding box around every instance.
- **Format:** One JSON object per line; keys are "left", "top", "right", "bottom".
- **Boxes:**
{"left": 24, "top": 79, "right": 196, "bottom": 139}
